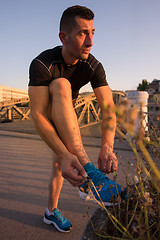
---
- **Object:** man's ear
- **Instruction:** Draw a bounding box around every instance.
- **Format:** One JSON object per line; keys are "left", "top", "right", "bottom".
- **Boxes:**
{"left": 59, "top": 31, "right": 68, "bottom": 45}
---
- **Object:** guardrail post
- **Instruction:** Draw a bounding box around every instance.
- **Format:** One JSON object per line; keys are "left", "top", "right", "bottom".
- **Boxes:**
{"left": 7, "top": 108, "right": 12, "bottom": 121}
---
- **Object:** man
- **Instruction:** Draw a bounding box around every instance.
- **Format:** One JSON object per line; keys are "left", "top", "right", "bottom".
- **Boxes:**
{"left": 28, "top": 5, "right": 122, "bottom": 233}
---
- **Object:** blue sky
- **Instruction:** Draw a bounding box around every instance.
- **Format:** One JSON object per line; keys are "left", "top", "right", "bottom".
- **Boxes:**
{"left": 0, "top": 0, "right": 160, "bottom": 92}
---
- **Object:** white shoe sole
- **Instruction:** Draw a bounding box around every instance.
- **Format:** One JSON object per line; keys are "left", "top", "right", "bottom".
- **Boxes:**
{"left": 79, "top": 190, "right": 117, "bottom": 207}
{"left": 43, "top": 216, "right": 71, "bottom": 233}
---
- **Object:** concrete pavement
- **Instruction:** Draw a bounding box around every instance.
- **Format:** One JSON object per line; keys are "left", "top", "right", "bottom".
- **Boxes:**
{"left": 0, "top": 121, "right": 137, "bottom": 240}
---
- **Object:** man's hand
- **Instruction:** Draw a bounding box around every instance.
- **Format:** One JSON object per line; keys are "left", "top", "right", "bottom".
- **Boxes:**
{"left": 60, "top": 153, "right": 88, "bottom": 187}
{"left": 98, "top": 145, "right": 118, "bottom": 174}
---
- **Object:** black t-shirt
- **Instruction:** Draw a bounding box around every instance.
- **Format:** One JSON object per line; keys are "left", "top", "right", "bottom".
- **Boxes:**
{"left": 29, "top": 46, "right": 108, "bottom": 99}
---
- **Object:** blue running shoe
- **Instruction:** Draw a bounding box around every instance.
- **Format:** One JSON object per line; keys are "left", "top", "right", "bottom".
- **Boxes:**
{"left": 43, "top": 208, "right": 72, "bottom": 233}
{"left": 79, "top": 162, "right": 122, "bottom": 206}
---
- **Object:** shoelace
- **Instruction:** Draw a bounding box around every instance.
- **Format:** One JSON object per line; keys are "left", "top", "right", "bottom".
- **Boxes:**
{"left": 87, "top": 168, "right": 110, "bottom": 186}
{"left": 54, "top": 208, "right": 65, "bottom": 222}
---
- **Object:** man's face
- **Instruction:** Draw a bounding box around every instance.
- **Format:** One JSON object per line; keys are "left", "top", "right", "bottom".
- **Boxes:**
{"left": 64, "top": 16, "right": 95, "bottom": 63}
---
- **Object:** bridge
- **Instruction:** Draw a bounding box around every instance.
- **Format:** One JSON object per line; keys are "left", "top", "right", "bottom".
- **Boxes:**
{"left": 0, "top": 91, "right": 125, "bottom": 127}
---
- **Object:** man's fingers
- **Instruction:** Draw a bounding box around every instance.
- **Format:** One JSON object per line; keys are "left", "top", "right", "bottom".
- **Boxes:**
{"left": 110, "top": 152, "right": 118, "bottom": 172}
{"left": 99, "top": 154, "right": 118, "bottom": 174}
{"left": 62, "top": 169, "right": 83, "bottom": 181}
{"left": 105, "top": 159, "right": 112, "bottom": 173}
{"left": 66, "top": 175, "right": 85, "bottom": 187}
{"left": 73, "top": 160, "right": 88, "bottom": 178}
{"left": 64, "top": 171, "right": 85, "bottom": 187}
{"left": 62, "top": 160, "right": 87, "bottom": 187}
{"left": 111, "top": 157, "right": 118, "bottom": 172}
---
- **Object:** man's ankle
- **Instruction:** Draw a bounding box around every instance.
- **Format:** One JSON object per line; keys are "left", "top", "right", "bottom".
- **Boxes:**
{"left": 48, "top": 207, "right": 56, "bottom": 212}
{"left": 72, "top": 146, "right": 90, "bottom": 167}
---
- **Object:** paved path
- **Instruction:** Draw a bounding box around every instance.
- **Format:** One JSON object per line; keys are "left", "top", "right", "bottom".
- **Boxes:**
{"left": 0, "top": 123, "right": 137, "bottom": 240}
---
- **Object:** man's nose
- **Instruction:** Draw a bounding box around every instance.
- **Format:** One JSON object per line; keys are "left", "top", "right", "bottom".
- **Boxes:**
{"left": 85, "top": 34, "right": 93, "bottom": 47}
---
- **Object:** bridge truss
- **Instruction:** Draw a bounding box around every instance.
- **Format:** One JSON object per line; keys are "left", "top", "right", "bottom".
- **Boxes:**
{"left": 0, "top": 92, "right": 125, "bottom": 127}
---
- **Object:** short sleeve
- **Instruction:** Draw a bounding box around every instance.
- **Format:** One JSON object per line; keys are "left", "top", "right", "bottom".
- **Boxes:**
{"left": 90, "top": 62, "right": 108, "bottom": 89}
{"left": 29, "top": 59, "right": 52, "bottom": 86}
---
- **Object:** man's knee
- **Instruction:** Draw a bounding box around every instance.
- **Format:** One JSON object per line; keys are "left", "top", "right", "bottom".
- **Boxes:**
{"left": 49, "top": 78, "right": 71, "bottom": 97}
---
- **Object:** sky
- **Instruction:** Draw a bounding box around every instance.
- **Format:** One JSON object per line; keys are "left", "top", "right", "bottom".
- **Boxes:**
{"left": 0, "top": 0, "right": 160, "bottom": 92}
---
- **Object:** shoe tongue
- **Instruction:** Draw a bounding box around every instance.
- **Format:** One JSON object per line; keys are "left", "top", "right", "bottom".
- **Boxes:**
{"left": 83, "top": 162, "right": 96, "bottom": 173}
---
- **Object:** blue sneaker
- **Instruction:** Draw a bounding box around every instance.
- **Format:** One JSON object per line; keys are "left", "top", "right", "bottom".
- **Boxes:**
{"left": 79, "top": 162, "right": 122, "bottom": 206}
{"left": 43, "top": 208, "right": 72, "bottom": 233}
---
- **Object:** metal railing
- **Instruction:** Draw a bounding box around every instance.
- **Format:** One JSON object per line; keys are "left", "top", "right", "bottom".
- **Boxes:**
{"left": 0, "top": 92, "right": 159, "bottom": 138}
{"left": 0, "top": 91, "right": 125, "bottom": 126}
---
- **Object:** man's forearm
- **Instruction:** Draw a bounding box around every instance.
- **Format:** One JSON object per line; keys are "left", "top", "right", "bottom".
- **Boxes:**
{"left": 93, "top": 85, "right": 116, "bottom": 149}
{"left": 98, "top": 109, "right": 118, "bottom": 173}
{"left": 101, "top": 109, "right": 116, "bottom": 148}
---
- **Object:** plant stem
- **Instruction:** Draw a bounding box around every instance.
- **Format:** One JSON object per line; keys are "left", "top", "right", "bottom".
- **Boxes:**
{"left": 90, "top": 181, "right": 134, "bottom": 239}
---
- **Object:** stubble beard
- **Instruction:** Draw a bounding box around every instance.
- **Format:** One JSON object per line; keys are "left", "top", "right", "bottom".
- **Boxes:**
{"left": 78, "top": 52, "right": 89, "bottom": 60}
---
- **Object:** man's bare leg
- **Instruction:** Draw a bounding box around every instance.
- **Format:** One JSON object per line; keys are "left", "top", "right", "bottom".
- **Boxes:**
{"left": 48, "top": 153, "right": 63, "bottom": 211}
{"left": 44, "top": 152, "right": 72, "bottom": 233}
{"left": 49, "top": 78, "right": 90, "bottom": 166}
{"left": 48, "top": 78, "right": 90, "bottom": 210}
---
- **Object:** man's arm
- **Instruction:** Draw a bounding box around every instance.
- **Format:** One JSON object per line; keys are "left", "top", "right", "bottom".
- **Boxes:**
{"left": 94, "top": 85, "right": 118, "bottom": 173}
{"left": 28, "top": 86, "right": 86, "bottom": 186}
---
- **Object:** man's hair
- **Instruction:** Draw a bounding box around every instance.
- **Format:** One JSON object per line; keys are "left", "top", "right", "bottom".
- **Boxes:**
{"left": 60, "top": 5, "right": 94, "bottom": 33}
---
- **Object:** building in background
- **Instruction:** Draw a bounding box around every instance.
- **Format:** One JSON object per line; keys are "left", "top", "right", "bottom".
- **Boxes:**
{"left": 147, "top": 79, "right": 160, "bottom": 131}
{"left": 0, "top": 85, "right": 28, "bottom": 102}
{"left": 147, "top": 79, "right": 160, "bottom": 106}
{"left": 147, "top": 79, "right": 160, "bottom": 94}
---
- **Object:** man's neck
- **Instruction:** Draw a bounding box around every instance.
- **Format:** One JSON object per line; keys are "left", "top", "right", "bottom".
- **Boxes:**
{"left": 62, "top": 47, "right": 78, "bottom": 66}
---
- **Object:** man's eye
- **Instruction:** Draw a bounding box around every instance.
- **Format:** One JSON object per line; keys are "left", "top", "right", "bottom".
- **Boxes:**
{"left": 79, "top": 31, "right": 86, "bottom": 36}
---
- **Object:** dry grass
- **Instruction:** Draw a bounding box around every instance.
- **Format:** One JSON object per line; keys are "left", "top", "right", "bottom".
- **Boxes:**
{"left": 88, "top": 100, "right": 160, "bottom": 239}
